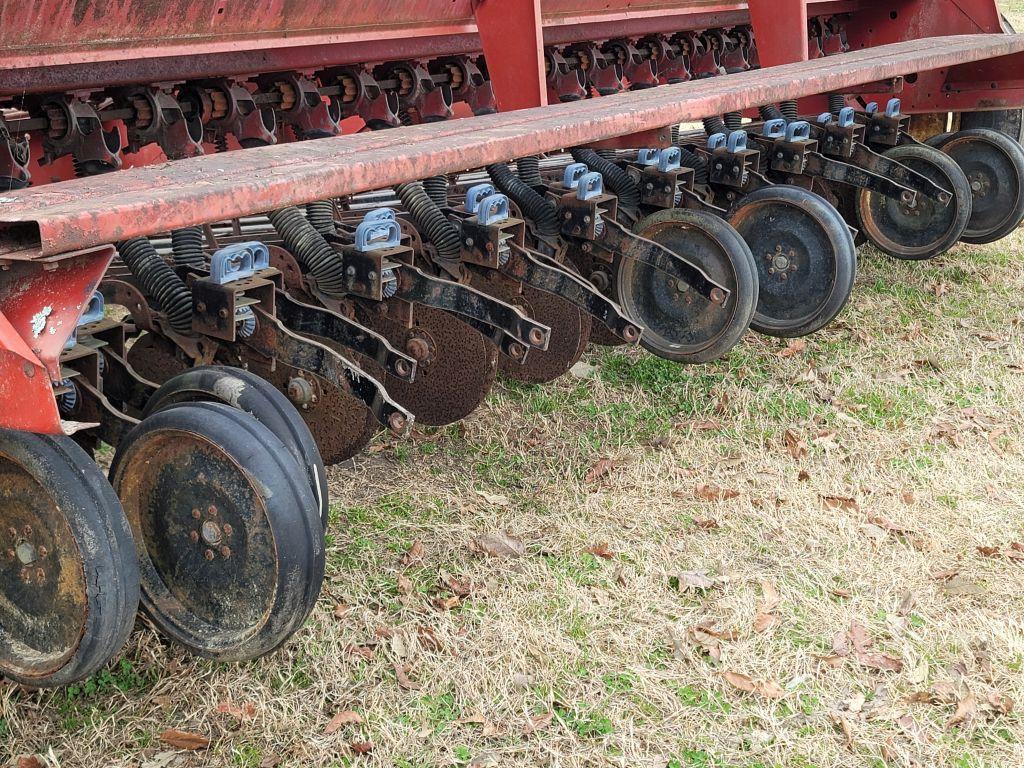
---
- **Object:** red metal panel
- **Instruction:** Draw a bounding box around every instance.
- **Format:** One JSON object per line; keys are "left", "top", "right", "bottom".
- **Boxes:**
{"left": 749, "top": 0, "right": 808, "bottom": 66}
{"left": 2, "top": 34, "right": 1021, "bottom": 260}
{"left": 0, "top": 246, "right": 114, "bottom": 433}
{"left": 475, "top": 0, "right": 547, "bottom": 111}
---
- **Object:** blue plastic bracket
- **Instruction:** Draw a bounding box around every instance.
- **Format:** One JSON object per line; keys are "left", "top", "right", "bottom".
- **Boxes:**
{"left": 476, "top": 193, "right": 510, "bottom": 225}
{"left": 465, "top": 183, "right": 496, "bottom": 213}
{"left": 576, "top": 171, "right": 604, "bottom": 201}
{"left": 355, "top": 219, "right": 402, "bottom": 252}
{"left": 563, "top": 162, "right": 590, "bottom": 189}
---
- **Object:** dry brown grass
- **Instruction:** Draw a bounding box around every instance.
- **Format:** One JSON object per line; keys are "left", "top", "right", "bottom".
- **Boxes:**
{"left": 5, "top": 8, "right": 1024, "bottom": 768}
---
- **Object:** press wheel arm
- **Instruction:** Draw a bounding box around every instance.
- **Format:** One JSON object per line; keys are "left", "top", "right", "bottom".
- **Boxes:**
{"left": 802, "top": 152, "right": 920, "bottom": 204}
{"left": 250, "top": 307, "right": 412, "bottom": 435}
{"left": 506, "top": 243, "right": 640, "bottom": 342}
{"left": 394, "top": 263, "right": 551, "bottom": 352}
{"left": 275, "top": 290, "right": 417, "bottom": 381}
{"left": 595, "top": 219, "right": 731, "bottom": 306}
{"left": 848, "top": 143, "right": 954, "bottom": 204}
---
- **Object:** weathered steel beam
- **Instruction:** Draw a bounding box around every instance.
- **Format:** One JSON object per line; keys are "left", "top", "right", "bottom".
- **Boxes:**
{"left": 2, "top": 34, "right": 1022, "bottom": 259}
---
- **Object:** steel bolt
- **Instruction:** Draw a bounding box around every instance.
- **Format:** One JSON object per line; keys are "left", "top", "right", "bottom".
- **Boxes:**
{"left": 5, "top": 549, "right": 14, "bottom": 560}
{"left": 406, "top": 337, "right": 430, "bottom": 361}
{"left": 36, "top": 568, "right": 45, "bottom": 581}
{"left": 7, "top": 527, "right": 16, "bottom": 538}
{"left": 286, "top": 377, "right": 315, "bottom": 406}
{"left": 22, "top": 525, "right": 32, "bottom": 536}
{"left": 387, "top": 412, "right": 407, "bottom": 433}
{"left": 37, "top": 546, "right": 46, "bottom": 558}
{"left": 395, "top": 359, "right": 412, "bottom": 377}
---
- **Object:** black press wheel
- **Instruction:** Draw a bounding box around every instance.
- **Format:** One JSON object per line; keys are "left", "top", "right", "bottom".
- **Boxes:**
{"left": 143, "top": 365, "right": 329, "bottom": 528}
{"left": 0, "top": 431, "right": 139, "bottom": 687}
{"left": 928, "top": 128, "right": 1024, "bottom": 245}
{"left": 623, "top": 208, "right": 758, "bottom": 362}
{"left": 110, "top": 402, "right": 325, "bottom": 661}
{"left": 727, "top": 185, "right": 857, "bottom": 338}
{"left": 855, "top": 144, "right": 972, "bottom": 260}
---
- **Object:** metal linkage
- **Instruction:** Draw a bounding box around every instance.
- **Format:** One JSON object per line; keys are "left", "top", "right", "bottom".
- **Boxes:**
{"left": 557, "top": 164, "right": 730, "bottom": 307}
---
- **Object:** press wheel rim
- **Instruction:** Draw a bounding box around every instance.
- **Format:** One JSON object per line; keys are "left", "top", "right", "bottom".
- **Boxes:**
{"left": 0, "top": 454, "right": 87, "bottom": 679}
{"left": 856, "top": 145, "right": 971, "bottom": 260}
{"left": 728, "top": 186, "right": 856, "bottom": 337}
{"left": 940, "top": 129, "right": 1024, "bottom": 244}
{"left": 624, "top": 208, "right": 757, "bottom": 362}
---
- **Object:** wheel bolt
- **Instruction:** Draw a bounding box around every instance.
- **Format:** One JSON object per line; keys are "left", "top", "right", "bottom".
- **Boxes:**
{"left": 222, "top": 524, "right": 233, "bottom": 536}
{"left": 204, "top": 549, "right": 215, "bottom": 561}
{"left": 36, "top": 568, "right": 45, "bottom": 581}
{"left": 208, "top": 505, "right": 218, "bottom": 517}
{"left": 189, "top": 530, "right": 200, "bottom": 543}
{"left": 219, "top": 546, "right": 231, "bottom": 558}
{"left": 191, "top": 508, "right": 201, "bottom": 520}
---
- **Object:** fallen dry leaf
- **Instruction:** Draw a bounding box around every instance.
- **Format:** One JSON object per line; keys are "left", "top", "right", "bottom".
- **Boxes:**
{"left": 349, "top": 741, "right": 374, "bottom": 755}
{"left": 394, "top": 664, "right": 421, "bottom": 691}
{"left": 522, "top": 711, "right": 554, "bottom": 736}
{"left": 987, "top": 692, "right": 1014, "bottom": 715}
{"left": 397, "top": 573, "right": 413, "bottom": 595}
{"left": 695, "top": 484, "right": 740, "bottom": 502}
{"left": 947, "top": 691, "right": 977, "bottom": 728}
{"left": 784, "top": 429, "right": 808, "bottom": 461}
{"left": 858, "top": 652, "right": 904, "bottom": 673}
{"left": 753, "top": 612, "right": 781, "bottom": 633}
{"left": 867, "top": 513, "right": 914, "bottom": 536}
{"left": 401, "top": 540, "right": 424, "bottom": 567}
{"left": 723, "top": 671, "right": 785, "bottom": 699}
{"left": 346, "top": 644, "right": 375, "bottom": 661}
{"left": 333, "top": 603, "right": 352, "bottom": 620}
{"left": 325, "top": 711, "right": 363, "bottom": 735}
{"left": 585, "top": 457, "right": 617, "bottom": 484}
{"left": 475, "top": 490, "right": 510, "bottom": 507}
{"left": 673, "top": 570, "right": 717, "bottom": 592}
{"left": 823, "top": 495, "right": 859, "bottom": 512}
{"left": 16, "top": 758, "right": 44, "bottom": 768}
{"left": 470, "top": 531, "right": 526, "bottom": 559}
{"left": 215, "top": 701, "right": 256, "bottom": 720}
{"left": 692, "top": 517, "right": 720, "bottom": 530}
{"left": 778, "top": 339, "right": 808, "bottom": 358}
{"left": 159, "top": 729, "right": 210, "bottom": 751}
{"left": 585, "top": 542, "right": 615, "bottom": 560}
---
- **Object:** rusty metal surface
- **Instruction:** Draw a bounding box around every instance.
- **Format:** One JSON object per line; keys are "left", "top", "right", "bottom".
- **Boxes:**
{"left": 355, "top": 303, "right": 498, "bottom": 426}
{"left": 3, "top": 34, "right": 1021, "bottom": 262}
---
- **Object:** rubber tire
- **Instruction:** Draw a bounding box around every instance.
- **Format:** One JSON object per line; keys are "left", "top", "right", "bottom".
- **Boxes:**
{"left": 959, "top": 110, "right": 1024, "bottom": 144}
{"left": 855, "top": 145, "right": 972, "bottom": 260}
{"left": 0, "top": 431, "right": 139, "bottom": 688}
{"left": 625, "top": 208, "right": 758, "bottom": 363}
{"left": 928, "top": 128, "right": 1024, "bottom": 245}
{"left": 727, "top": 185, "right": 857, "bottom": 338}
{"left": 143, "top": 366, "right": 329, "bottom": 528}
{"left": 110, "top": 402, "right": 325, "bottom": 661}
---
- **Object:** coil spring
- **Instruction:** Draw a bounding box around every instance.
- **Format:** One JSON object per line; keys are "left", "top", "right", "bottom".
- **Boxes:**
{"left": 827, "top": 94, "right": 845, "bottom": 117}
{"left": 395, "top": 181, "right": 462, "bottom": 261}
{"left": 516, "top": 156, "right": 544, "bottom": 189}
{"left": 759, "top": 104, "right": 786, "bottom": 123}
{"left": 381, "top": 268, "right": 399, "bottom": 298}
{"left": 569, "top": 148, "right": 640, "bottom": 217}
{"left": 397, "top": 110, "right": 414, "bottom": 126}
{"left": 305, "top": 200, "right": 336, "bottom": 236}
{"left": 703, "top": 116, "right": 729, "bottom": 136}
{"left": 671, "top": 125, "right": 680, "bottom": 144}
{"left": 235, "top": 306, "right": 257, "bottom": 338}
{"left": 116, "top": 237, "right": 194, "bottom": 335}
{"left": 780, "top": 100, "right": 799, "bottom": 121}
{"left": 486, "top": 162, "right": 560, "bottom": 237}
{"left": 724, "top": 112, "right": 743, "bottom": 131}
{"left": 677, "top": 147, "right": 709, "bottom": 186}
{"left": 170, "top": 227, "right": 207, "bottom": 270}
{"left": 423, "top": 176, "right": 450, "bottom": 208}
{"left": 267, "top": 207, "right": 348, "bottom": 296}
{"left": 56, "top": 379, "right": 78, "bottom": 414}
{"left": 214, "top": 134, "right": 229, "bottom": 153}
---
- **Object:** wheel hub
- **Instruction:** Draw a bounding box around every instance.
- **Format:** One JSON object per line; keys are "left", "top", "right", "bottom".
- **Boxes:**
{"left": 766, "top": 245, "right": 799, "bottom": 280}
